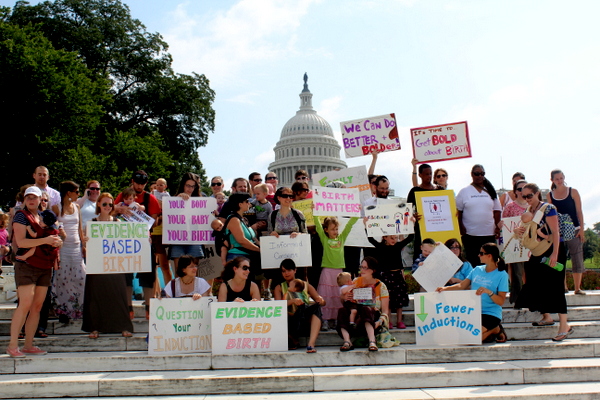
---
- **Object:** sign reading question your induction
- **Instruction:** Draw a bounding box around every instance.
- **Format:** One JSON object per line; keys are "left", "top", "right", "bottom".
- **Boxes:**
{"left": 86, "top": 221, "right": 152, "bottom": 274}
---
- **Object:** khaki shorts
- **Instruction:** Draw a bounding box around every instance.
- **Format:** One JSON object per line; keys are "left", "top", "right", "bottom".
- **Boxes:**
{"left": 14, "top": 260, "right": 52, "bottom": 287}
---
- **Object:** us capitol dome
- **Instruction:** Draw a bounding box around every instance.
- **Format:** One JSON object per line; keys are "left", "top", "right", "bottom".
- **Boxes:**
{"left": 268, "top": 73, "right": 347, "bottom": 187}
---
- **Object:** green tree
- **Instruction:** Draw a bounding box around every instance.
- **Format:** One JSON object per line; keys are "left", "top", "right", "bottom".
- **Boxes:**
{"left": 593, "top": 222, "right": 600, "bottom": 236}
{"left": 583, "top": 228, "right": 600, "bottom": 261}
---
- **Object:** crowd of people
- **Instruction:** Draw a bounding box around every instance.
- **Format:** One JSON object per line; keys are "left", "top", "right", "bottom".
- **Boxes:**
{"left": 1, "top": 159, "right": 585, "bottom": 357}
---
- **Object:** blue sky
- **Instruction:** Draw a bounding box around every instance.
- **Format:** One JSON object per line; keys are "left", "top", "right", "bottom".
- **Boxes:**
{"left": 5, "top": 0, "right": 600, "bottom": 226}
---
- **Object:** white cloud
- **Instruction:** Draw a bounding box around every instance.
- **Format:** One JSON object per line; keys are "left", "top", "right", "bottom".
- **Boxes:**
{"left": 225, "top": 91, "right": 261, "bottom": 104}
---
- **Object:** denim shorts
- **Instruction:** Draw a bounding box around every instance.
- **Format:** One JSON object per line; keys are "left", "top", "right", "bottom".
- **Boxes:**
{"left": 170, "top": 244, "right": 204, "bottom": 259}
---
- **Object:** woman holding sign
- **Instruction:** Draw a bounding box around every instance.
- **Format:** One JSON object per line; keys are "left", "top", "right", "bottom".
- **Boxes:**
{"left": 218, "top": 257, "right": 260, "bottom": 302}
{"left": 82, "top": 193, "right": 133, "bottom": 339}
{"left": 436, "top": 243, "right": 509, "bottom": 343}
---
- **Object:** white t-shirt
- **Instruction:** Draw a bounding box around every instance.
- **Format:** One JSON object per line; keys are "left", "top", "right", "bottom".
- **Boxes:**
{"left": 456, "top": 185, "right": 502, "bottom": 236}
{"left": 163, "top": 277, "right": 211, "bottom": 298}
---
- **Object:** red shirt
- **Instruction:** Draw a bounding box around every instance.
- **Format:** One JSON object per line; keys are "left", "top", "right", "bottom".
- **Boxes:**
{"left": 115, "top": 191, "right": 161, "bottom": 217}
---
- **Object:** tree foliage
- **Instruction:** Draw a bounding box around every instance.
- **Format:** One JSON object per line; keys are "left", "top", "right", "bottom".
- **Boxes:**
{"left": 583, "top": 228, "right": 600, "bottom": 261}
{"left": 0, "top": 0, "right": 215, "bottom": 206}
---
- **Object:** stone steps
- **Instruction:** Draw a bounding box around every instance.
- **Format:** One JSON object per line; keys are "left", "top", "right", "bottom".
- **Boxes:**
{"left": 1, "top": 358, "right": 600, "bottom": 398}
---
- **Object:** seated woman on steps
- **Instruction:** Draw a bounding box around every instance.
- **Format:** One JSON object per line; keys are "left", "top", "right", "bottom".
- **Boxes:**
{"left": 161, "top": 256, "right": 211, "bottom": 299}
{"left": 218, "top": 257, "right": 260, "bottom": 302}
{"left": 436, "top": 242, "right": 509, "bottom": 343}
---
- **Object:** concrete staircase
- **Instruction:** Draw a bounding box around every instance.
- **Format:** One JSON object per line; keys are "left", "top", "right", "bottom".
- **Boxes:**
{"left": 0, "top": 293, "right": 599, "bottom": 399}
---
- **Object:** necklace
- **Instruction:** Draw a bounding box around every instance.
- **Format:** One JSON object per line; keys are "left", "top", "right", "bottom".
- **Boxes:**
{"left": 181, "top": 277, "right": 194, "bottom": 285}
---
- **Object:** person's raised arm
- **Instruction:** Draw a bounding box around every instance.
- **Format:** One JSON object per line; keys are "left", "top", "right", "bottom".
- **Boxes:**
{"left": 411, "top": 158, "right": 419, "bottom": 187}
{"left": 368, "top": 149, "right": 379, "bottom": 176}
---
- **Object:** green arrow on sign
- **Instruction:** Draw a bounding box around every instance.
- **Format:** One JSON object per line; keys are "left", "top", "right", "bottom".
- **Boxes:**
{"left": 416, "top": 296, "right": 428, "bottom": 322}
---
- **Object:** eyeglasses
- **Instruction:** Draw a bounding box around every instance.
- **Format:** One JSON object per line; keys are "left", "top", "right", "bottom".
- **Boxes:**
{"left": 297, "top": 176, "right": 308, "bottom": 181}
{"left": 278, "top": 194, "right": 294, "bottom": 199}
{"left": 522, "top": 194, "right": 535, "bottom": 199}
{"left": 238, "top": 265, "right": 250, "bottom": 271}
{"left": 450, "top": 246, "right": 461, "bottom": 250}
{"left": 88, "top": 187, "right": 100, "bottom": 191}
{"left": 473, "top": 171, "right": 485, "bottom": 177}
{"left": 102, "top": 203, "right": 114, "bottom": 207}
{"left": 360, "top": 266, "right": 370, "bottom": 270}
{"left": 266, "top": 176, "right": 277, "bottom": 181}
{"left": 479, "top": 252, "right": 488, "bottom": 256}
{"left": 211, "top": 182, "right": 222, "bottom": 187}
{"left": 252, "top": 179, "right": 263, "bottom": 183}
{"left": 185, "top": 184, "right": 196, "bottom": 189}
{"left": 436, "top": 174, "right": 447, "bottom": 178}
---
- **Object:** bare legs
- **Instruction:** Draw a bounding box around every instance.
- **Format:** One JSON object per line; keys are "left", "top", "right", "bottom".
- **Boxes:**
{"left": 8, "top": 285, "right": 47, "bottom": 351}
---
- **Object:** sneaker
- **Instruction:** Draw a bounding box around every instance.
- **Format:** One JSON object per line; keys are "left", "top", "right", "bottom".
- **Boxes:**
{"left": 6, "top": 347, "right": 25, "bottom": 358}
{"left": 320, "top": 320, "right": 329, "bottom": 331}
{"left": 397, "top": 321, "right": 407, "bottom": 329}
{"left": 21, "top": 346, "right": 47, "bottom": 356}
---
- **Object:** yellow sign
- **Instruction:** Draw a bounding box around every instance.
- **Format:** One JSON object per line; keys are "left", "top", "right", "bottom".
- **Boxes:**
{"left": 414, "top": 190, "right": 461, "bottom": 245}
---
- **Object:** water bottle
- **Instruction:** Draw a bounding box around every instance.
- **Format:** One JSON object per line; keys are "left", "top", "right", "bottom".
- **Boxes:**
{"left": 541, "top": 257, "right": 564, "bottom": 272}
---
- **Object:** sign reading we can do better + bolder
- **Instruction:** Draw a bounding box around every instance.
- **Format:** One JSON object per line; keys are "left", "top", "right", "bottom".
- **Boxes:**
{"left": 340, "top": 113, "right": 400, "bottom": 158}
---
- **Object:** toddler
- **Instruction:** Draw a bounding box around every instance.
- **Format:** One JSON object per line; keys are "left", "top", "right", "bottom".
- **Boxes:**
{"left": 16, "top": 210, "right": 60, "bottom": 267}
{"left": 152, "top": 178, "right": 170, "bottom": 206}
{"left": 250, "top": 184, "right": 273, "bottom": 234}
{"left": 215, "top": 192, "right": 227, "bottom": 214}
{"left": 411, "top": 238, "right": 436, "bottom": 273}
{"left": 337, "top": 272, "right": 359, "bottom": 327}
{"left": 118, "top": 187, "right": 145, "bottom": 213}
{"left": 0, "top": 214, "right": 10, "bottom": 262}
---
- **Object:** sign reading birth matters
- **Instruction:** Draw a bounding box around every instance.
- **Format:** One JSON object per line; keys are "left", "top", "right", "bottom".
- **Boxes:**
{"left": 312, "top": 187, "right": 361, "bottom": 217}
{"left": 414, "top": 291, "right": 481, "bottom": 346}
{"left": 86, "top": 221, "right": 152, "bottom": 274}
{"left": 312, "top": 166, "right": 371, "bottom": 204}
{"left": 365, "top": 202, "right": 414, "bottom": 236}
{"left": 259, "top": 234, "right": 312, "bottom": 269}
{"left": 210, "top": 300, "right": 287, "bottom": 354}
{"left": 148, "top": 297, "right": 214, "bottom": 355}
{"left": 340, "top": 113, "right": 400, "bottom": 158}
{"left": 414, "top": 190, "right": 461, "bottom": 245}
{"left": 411, "top": 121, "right": 471, "bottom": 164}
{"left": 162, "top": 197, "right": 217, "bottom": 245}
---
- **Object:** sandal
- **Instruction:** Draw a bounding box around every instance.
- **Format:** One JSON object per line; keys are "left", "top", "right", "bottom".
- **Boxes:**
{"left": 495, "top": 324, "right": 507, "bottom": 343}
{"left": 89, "top": 331, "right": 99, "bottom": 339}
{"left": 552, "top": 327, "right": 574, "bottom": 342}
{"left": 306, "top": 346, "right": 317, "bottom": 353}
{"left": 368, "top": 341, "right": 378, "bottom": 351}
{"left": 35, "top": 330, "right": 48, "bottom": 338}
{"left": 340, "top": 341, "right": 354, "bottom": 352}
{"left": 122, "top": 331, "right": 133, "bottom": 338}
{"left": 532, "top": 320, "right": 555, "bottom": 326}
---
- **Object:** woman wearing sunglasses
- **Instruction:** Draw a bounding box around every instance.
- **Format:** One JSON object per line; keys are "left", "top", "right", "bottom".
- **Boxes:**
{"left": 77, "top": 180, "right": 101, "bottom": 232}
{"left": 456, "top": 165, "right": 502, "bottom": 269}
{"left": 82, "top": 193, "right": 133, "bottom": 339}
{"left": 209, "top": 176, "right": 224, "bottom": 197}
{"left": 218, "top": 257, "right": 260, "bottom": 302}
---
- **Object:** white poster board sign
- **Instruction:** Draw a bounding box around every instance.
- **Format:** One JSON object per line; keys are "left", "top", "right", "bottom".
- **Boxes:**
{"left": 86, "top": 221, "right": 152, "bottom": 274}
{"left": 260, "top": 234, "right": 312, "bottom": 269}
{"left": 365, "top": 202, "right": 414, "bottom": 236}
{"left": 412, "top": 244, "right": 463, "bottom": 293}
{"left": 500, "top": 217, "right": 531, "bottom": 263}
{"left": 118, "top": 204, "right": 155, "bottom": 231}
{"left": 341, "top": 113, "right": 400, "bottom": 158}
{"left": 312, "top": 166, "right": 371, "bottom": 204}
{"left": 411, "top": 121, "right": 471, "bottom": 163}
{"left": 414, "top": 291, "right": 482, "bottom": 345}
{"left": 197, "top": 245, "right": 225, "bottom": 280}
{"left": 210, "top": 301, "right": 287, "bottom": 354}
{"left": 340, "top": 217, "right": 373, "bottom": 248}
{"left": 420, "top": 195, "right": 455, "bottom": 232}
{"left": 148, "top": 297, "right": 214, "bottom": 355}
{"left": 312, "top": 187, "right": 361, "bottom": 217}
{"left": 162, "top": 197, "right": 217, "bottom": 244}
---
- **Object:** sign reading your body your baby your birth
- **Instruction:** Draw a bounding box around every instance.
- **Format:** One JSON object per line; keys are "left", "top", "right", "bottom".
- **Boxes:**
{"left": 340, "top": 114, "right": 400, "bottom": 158}
{"left": 162, "top": 197, "right": 217, "bottom": 245}
{"left": 86, "top": 221, "right": 152, "bottom": 274}
{"left": 414, "top": 291, "right": 482, "bottom": 346}
{"left": 411, "top": 121, "right": 471, "bottom": 163}
{"left": 210, "top": 301, "right": 287, "bottom": 354}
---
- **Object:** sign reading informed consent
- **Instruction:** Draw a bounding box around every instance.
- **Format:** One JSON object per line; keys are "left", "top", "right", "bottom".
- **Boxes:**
{"left": 414, "top": 291, "right": 481, "bottom": 346}
{"left": 312, "top": 166, "right": 371, "bottom": 204}
{"left": 87, "top": 221, "right": 152, "bottom": 274}
{"left": 148, "top": 297, "right": 214, "bottom": 355}
{"left": 340, "top": 114, "right": 400, "bottom": 158}
{"left": 312, "top": 187, "right": 361, "bottom": 218}
{"left": 210, "top": 300, "right": 287, "bottom": 354}
{"left": 162, "top": 197, "right": 217, "bottom": 245}
{"left": 411, "top": 121, "right": 471, "bottom": 163}
{"left": 260, "top": 234, "right": 312, "bottom": 269}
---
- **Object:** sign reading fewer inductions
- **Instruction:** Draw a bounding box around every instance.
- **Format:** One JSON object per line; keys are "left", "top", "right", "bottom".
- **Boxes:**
{"left": 148, "top": 297, "right": 213, "bottom": 355}
{"left": 414, "top": 291, "right": 481, "bottom": 346}
{"left": 210, "top": 301, "right": 287, "bottom": 354}
{"left": 86, "top": 221, "right": 152, "bottom": 274}
{"left": 312, "top": 187, "right": 361, "bottom": 217}
{"left": 411, "top": 121, "right": 471, "bottom": 163}
{"left": 340, "top": 114, "right": 400, "bottom": 158}
{"left": 162, "top": 197, "right": 217, "bottom": 245}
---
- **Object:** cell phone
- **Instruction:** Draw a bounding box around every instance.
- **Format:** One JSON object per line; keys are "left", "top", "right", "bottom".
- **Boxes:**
{"left": 87, "top": 190, "right": 91, "bottom": 196}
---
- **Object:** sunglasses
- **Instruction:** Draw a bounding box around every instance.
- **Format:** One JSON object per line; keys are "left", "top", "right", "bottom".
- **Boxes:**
{"left": 40, "top": 199, "right": 49, "bottom": 203}
{"left": 252, "top": 179, "right": 263, "bottom": 183}
{"left": 473, "top": 171, "right": 485, "bottom": 177}
{"left": 88, "top": 187, "right": 101, "bottom": 191}
{"left": 297, "top": 176, "right": 308, "bottom": 181}
{"left": 278, "top": 194, "right": 294, "bottom": 199}
{"left": 266, "top": 176, "right": 277, "bottom": 181}
{"left": 297, "top": 188, "right": 309, "bottom": 192}
{"left": 238, "top": 265, "right": 250, "bottom": 271}
{"left": 522, "top": 194, "right": 535, "bottom": 199}
{"left": 211, "top": 182, "right": 222, "bottom": 187}
{"left": 436, "top": 174, "right": 447, "bottom": 178}
{"left": 479, "top": 252, "right": 488, "bottom": 256}
{"left": 516, "top": 188, "right": 523, "bottom": 192}
{"left": 133, "top": 173, "right": 148, "bottom": 183}
{"left": 102, "top": 203, "right": 114, "bottom": 207}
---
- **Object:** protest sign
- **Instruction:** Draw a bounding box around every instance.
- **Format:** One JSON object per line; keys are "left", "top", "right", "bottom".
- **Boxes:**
{"left": 260, "top": 234, "right": 312, "bottom": 269}
{"left": 412, "top": 244, "right": 463, "bottom": 293}
{"left": 197, "top": 245, "right": 225, "bottom": 280}
{"left": 340, "top": 114, "right": 400, "bottom": 158}
{"left": 292, "top": 199, "right": 315, "bottom": 226}
{"left": 162, "top": 197, "right": 217, "bottom": 245}
{"left": 118, "top": 204, "right": 155, "bottom": 231}
{"left": 312, "top": 166, "right": 371, "bottom": 204}
{"left": 414, "top": 190, "right": 461, "bottom": 245}
{"left": 414, "top": 291, "right": 481, "bottom": 345}
{"left": 411, "top": 121, "right": 471, "bottom": 163}
{"left": 210, "top": 300, "right": 287, "bottom": 354}
{"left": 87, "top": 221, "right": 152, "bottom": 274}
{"left": 340, "top": 217, "right": 373, "bottom": 248}
{"left": 365, "top": 202, "right": 414, "bottom": 236}
{"left": 148, "top": 297, "right": 214, "bottom": 355}
{"left": 499, "top": 217, "right": 531, "bottom": 263}
{"left": 312, "top": 187, "right": 361, "bottom": 217}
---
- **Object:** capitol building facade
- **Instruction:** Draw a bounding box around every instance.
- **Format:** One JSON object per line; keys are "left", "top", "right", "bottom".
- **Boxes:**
{"left": 268, "top": 74, "right": 347, "bottom": 187}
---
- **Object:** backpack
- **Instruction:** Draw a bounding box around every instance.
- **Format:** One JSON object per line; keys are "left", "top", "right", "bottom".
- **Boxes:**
{"left": 520, "top": 203, "right": 553, "bottom": 257}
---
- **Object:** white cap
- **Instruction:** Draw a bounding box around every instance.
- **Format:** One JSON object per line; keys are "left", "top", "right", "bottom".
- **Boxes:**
{"left": 24, "top": 186, "right": 43, "bottom": 198}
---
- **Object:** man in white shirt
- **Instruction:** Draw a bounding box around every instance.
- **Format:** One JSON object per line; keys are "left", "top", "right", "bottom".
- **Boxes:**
{"left": 33, "top": 166, "right": 61, "bottom": 208}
